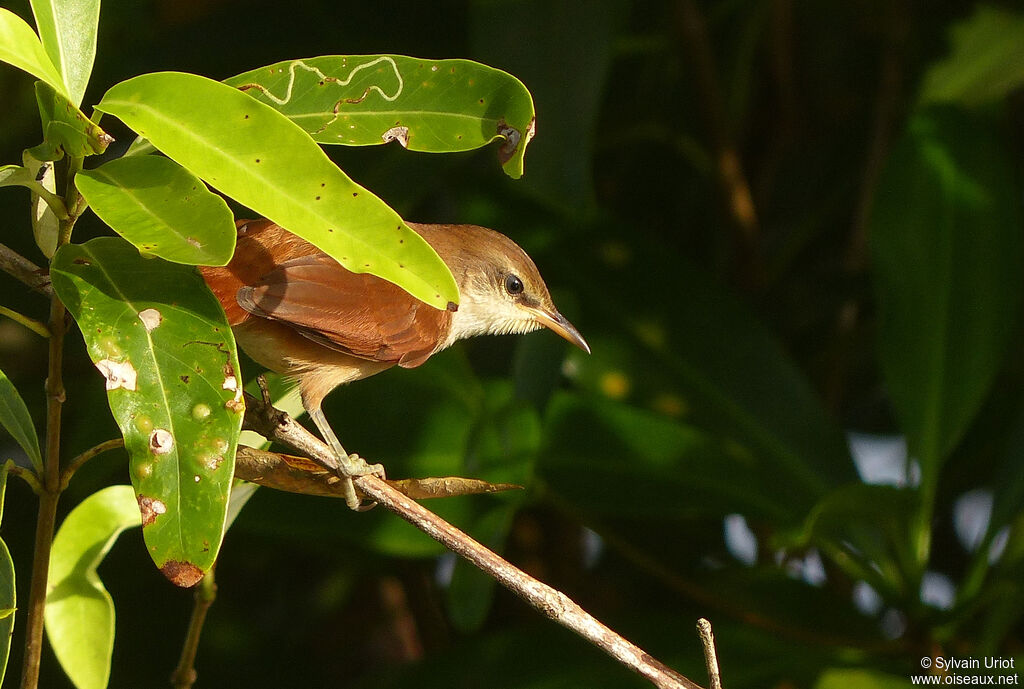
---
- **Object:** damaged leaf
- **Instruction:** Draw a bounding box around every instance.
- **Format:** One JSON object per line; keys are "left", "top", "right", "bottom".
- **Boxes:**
{"left": 50, "top": 237, "right": 242, "bottom": 586}
{"left": 45, "top": 485, "right": 141, "bottom": 689}
{"left": 96, "top": 71, "right": 458, "bottom": 310}
{"left": 75, "top": 155, "right": 236, "bottom": 266}
{"left": 28, "top": 81, "right": 112, "bottom": 161}
{"left": 225, "top": 55, "right": 536, "bottom": 179}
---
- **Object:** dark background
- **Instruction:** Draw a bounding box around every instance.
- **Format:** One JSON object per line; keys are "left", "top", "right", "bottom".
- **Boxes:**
{"left": 1, "top": 0, "right": 1023, "bottom": 687}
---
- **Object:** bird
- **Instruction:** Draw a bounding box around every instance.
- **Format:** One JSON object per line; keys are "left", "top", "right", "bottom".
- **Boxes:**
{"left": 200, "top": 219, "right": 589, "bottom": 508}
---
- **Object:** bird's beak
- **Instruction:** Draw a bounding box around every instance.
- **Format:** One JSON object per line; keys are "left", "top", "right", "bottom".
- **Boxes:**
{"left": 526, "top": 306, "right": 591, "bottom": 354}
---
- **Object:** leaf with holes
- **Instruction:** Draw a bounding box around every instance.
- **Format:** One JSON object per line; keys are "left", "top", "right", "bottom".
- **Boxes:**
{"left": 225, "top": 55, "right": 535, "bottom": 179}
{"left": 76, "top": 155, "right": 236, "bottom": 266}
{"left": 96, "top": 71, "right": 458, "bottom": 309}
{"left": 45, "top": 485, "right": 141, "bottom": 689}
{"left": 50, "top": 237, "right": 242, "bottom": 586}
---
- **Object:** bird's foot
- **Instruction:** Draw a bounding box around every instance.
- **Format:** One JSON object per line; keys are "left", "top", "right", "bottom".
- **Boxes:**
{"left": 335, "top": 453, "right": 385, "bottom": 512}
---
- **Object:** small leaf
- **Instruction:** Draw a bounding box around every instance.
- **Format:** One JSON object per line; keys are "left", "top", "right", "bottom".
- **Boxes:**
{"left": 0, "top": 164, "right": 35, "bottom": 189}
{"left": 76, "top": 155, "right": 236, "bottom": 266}
{"left": 23, "top": 150, "right": 59, "bottom": 257}
{"left": 0, "top": 462, "right": 13, "bottom": 686}
{"left": 28, "top": 81, "right": 112, "bottom": 161}
{"left": 51, "top": 238, "right": 243, "bottom": 586}
{"left": 0, "top": 366, "right": 42, "bottom": 472}
{"left": 871, "top": 108, "right": 1023, "bottom": 471}
{"left": 45, "top": 486, "right": 141, "bottom": 689}
{"left": 96, "top": 71, "right": 458, "bottom": 310}
{"left": 919, "top": 5, "right": 1024, "bottom": 107}
{"left": 0, "top": 7, "right": 66, "bottom": 96}
{"left": 30, "top": 0, "right": 100, "bottom": 106}
{"left": 225, "top": 55, "right": 536, "bottom": 179}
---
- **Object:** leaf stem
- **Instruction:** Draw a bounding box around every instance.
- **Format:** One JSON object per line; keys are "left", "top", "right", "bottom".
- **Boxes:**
{"left": 170, "top": 570, "right": 218, "bottom": 689}
{"left": 0, "top": 305, "right": 50, "bottom": 338}
{"left": 60, "top": 439, "right": 125, "bottom": 489}
{"left": 4, "top": 461, "right": 43, "bottom": 495}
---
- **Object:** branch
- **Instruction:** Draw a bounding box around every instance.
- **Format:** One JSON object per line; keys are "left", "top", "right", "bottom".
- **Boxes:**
{"left": 0, "top": 244, "right": 52, "bottom": 297}
{"left": 240, "top": 394, "right": 705, "bottom": 689}
{"left": 697, "top": 619, "right": 723, "bottom": 689}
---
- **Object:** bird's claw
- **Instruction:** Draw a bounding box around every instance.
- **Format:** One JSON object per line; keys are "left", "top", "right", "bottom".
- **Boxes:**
{"left": 336, "top": 453, "right": 385, "bottom": 512}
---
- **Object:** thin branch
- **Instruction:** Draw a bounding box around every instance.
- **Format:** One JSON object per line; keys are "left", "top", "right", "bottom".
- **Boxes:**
{"left": 170, "top": 569, "right": 217, "bottom": 689}
{"left": 0, "top": 244, "right": 52, "bottom": 297}
{"left": 60, "top": 438, "right": 125, "bottom": 489}
{"left": 241, "top": 394, "right": 704, "bottom": 689}
{"left": 696, "top": 619, "right": 723, "bottom": 689}
{"left": 5, "top": 461, "right": 43, "bottom": 495}
{"left": 0, "top": 305, "right": 50, "bottom": 337}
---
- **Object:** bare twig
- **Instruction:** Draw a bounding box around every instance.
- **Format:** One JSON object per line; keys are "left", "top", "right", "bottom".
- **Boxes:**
{"left": 241, "top": 394, "right": 705, "bottom": 689}
{"left": 170, "top": 570, "right": 217, "bottom": 689}
{"left": 0, "top": 243, "right": 51, "bottom": 297}
{"left": 60, "top": 438, "right": 125, "bottom": 489}
{"left": 697, "top": 619, "right": 723, "bottom": 689}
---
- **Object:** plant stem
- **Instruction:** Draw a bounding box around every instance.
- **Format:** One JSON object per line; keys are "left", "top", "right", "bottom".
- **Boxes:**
{"left": 170, "top": 571, "right": 218, "bottom": 689}
{"left": 19, "top": 156, "right": 83, "bottom": 689}
{"left": 0, "top": 305, "right": 50, "bottom": 338}
{"left": 18, "top": 275, "right": 68, "bottom": 689}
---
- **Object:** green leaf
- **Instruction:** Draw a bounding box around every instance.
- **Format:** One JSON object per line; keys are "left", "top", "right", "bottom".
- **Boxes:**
{"left": 919, "top": 6, "right": 1024, "bottom": 107}
{"left": 0, "top": 7, "right": 66, "bottom": 96}
{"left": 0, "top": 366, "right": 42, "bottom": 472}
{"left": 30, "top": 0, "right": 100, "bottom": 106}
{"left": 0, "top": 164, "right": 35, "bottom": 189}
{"left": 225, "top": 55, "right": 535, "bottom": 179}
{"left": 871, "top": 108, "right": 1023, "bottom": 471}
{"left": 0, "top": 463, "right": 14, "bottom": 686}
{"left": 96, "top": 71, "right": 458, "bottom": 310}
{"left": 28, "top": 81, "right": 112, "bottom": 161}
{"left": 782, "top": 483, "right": 918, "bottom": 598}
{"left": 45, "top": 485, "right": 142, "bottom": 689}
{"left": 23, "top": 150, "right": 59, "bottom": 257}
{"left": 539, "top": 392, "right": 799, "bottom": 523}
{"left": 50, "top": 238, "right": 243, "bottom": 586}
{"left": 76, "top": 155, "right": 237, "bottom": 266}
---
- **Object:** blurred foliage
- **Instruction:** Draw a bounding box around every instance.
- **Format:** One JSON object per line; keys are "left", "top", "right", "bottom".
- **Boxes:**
{"left": 1, "top": 0, "right": 1023, "bottom": 687}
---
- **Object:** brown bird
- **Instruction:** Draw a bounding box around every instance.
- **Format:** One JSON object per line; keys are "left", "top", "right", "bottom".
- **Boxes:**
{"left": 201, "top": 219, "right": 589, "bottom": 507}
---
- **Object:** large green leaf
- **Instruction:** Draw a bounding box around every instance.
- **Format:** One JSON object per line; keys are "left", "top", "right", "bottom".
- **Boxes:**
{"left": 0, "top": 366, "right": 43, "bottom": 472}
{"left": 28, "top": 81, "right": 112, "bottom": 161}
{"left": 45, "top": 485, "right": 141, "bottom": 689}
{"left": 76, "top": 155, "right": 236, "bottom": 266}
{"left": 96, "top": 71, "right": 458, "bottom": 310}
{"left": 0, "top": 7, "right": 66, "bottom": 96}
{"left": 51, "top": 238, "right": 243, "bottom": 586}
{"left": 919, "top": 5, "right": 1024, "bottom": 107}
{"left": 871, "top": 108, "right": 1023, "bottom": 473}
{"left": 0, "top": 463, "right": 14, "bottom": 686}
{"left": 30, "top": 0, "right": 100, "bottom": 106}
{"left": 225, "top": 55, "right": 535, "bottom": 179}
{"left": 554, "top": 235, "right": 855, "bottom": 522}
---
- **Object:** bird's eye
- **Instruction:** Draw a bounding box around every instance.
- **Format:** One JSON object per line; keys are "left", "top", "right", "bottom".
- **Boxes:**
{"left": 504, "top": 274, "right": 524, "bottom": 296}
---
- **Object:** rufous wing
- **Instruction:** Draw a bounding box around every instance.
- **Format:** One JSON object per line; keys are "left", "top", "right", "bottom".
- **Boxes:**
{"left": 236, "top": 254, "right": 452, "bottom": 368}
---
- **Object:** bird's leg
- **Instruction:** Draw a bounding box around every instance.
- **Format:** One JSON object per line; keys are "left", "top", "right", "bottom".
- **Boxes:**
{"left": 307, "top": 405, "right": 385, "bottom": 511}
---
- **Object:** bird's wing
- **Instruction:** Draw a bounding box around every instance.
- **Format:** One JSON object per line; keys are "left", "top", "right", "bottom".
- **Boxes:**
{"left": 236, "top": 254, "right": 452, "bottom": 368}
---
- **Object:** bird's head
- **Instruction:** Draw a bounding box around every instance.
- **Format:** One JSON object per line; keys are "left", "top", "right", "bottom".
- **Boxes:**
{"left": 412, "top": 223, "right": 590, "bottom": 354}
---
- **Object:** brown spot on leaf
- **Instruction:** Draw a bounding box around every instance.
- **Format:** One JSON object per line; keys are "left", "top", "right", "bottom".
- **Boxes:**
{"left": 149, "top": 428, "right": 174, "bottom": 454}
{"left": 447, "top": 301, "right": 458, "bottom": 312}
{"left": 96, "top": 359, "right": 138, "bottom": 391}
{"left": 160, "top": 560, "right": 204, "bottom": 588}
{"left": 138, "top": 495, "right": 167, "bottom": 526}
